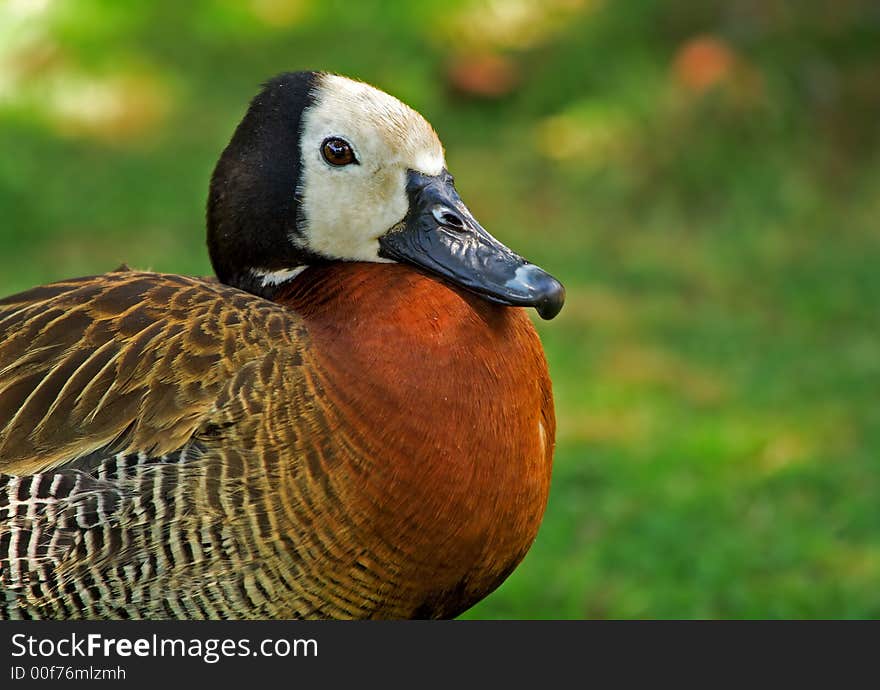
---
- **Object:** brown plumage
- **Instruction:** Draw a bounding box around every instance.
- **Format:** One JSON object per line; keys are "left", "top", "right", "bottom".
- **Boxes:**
{"left": 0, "top": 265, "right": 553, "bottom": 618}
{"left": 0, "top": 71, "right": 562, "bottom": 619}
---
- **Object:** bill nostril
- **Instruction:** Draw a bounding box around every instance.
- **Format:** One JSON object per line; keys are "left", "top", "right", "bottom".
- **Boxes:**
{"left": 432, "top": 205, "right": 466, "bottom": 230}
{"left": 443, "top": 213, "right": 465, "bottom": 229}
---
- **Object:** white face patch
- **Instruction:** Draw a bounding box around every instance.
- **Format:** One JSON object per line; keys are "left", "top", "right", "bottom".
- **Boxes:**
{"left": 297, "top": 74, "right": 446, "bottom": 262}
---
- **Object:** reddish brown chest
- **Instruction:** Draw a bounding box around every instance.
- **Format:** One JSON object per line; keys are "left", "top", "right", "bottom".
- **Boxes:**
{"left": 279, "top": 263, "right": 555, "bottom": 617}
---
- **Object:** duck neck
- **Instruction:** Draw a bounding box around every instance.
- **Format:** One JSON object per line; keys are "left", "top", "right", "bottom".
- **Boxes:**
{"left": 228, "top": 266, "right": 310, "bottom": 300}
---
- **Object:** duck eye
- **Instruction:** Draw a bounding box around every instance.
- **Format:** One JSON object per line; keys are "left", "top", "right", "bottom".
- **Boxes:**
{"left": 321, "top": 137, "right": 357, "bottom": 166}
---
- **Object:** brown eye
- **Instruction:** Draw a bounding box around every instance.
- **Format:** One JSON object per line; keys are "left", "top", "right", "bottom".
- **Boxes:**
{"left": 321, "top": 137, "right": 357, "bottom": 166}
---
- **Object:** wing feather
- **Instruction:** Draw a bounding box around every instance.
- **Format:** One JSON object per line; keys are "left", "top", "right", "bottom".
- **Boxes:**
{"left": 0, "top": 270, "right": 308, "bottom": 475}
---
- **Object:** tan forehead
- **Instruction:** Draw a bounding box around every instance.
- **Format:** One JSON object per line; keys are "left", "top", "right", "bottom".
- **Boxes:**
{"left": 314, "top": 73, "right": 445, "bottom": 172}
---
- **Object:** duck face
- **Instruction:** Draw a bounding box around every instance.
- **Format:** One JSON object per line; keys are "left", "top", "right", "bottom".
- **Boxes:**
{"left": 208, "top": 71, "right": 564, "bottom": 319}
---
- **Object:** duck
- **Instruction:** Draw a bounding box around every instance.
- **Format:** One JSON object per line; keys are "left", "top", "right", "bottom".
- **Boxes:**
{"left": 0, "top": 71, "right": 564, "bottom": 619}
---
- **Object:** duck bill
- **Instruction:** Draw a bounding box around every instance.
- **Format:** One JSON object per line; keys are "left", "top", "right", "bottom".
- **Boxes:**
{"left": 378, "top": 170, "right": 565, "bottom": 320}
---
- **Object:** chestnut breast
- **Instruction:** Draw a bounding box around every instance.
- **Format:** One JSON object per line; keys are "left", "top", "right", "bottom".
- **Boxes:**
{"left": 279, "top": 263, "right": 555, "bottom": 618}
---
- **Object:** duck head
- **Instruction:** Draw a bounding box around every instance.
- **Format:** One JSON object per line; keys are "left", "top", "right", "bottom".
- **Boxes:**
{"left": 208, "top": 71, "right": 564, "bottom": 320}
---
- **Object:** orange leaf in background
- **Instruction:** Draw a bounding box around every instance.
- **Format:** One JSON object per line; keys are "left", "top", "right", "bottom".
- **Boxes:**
{"left": 446, "top": 53, "right": 520, "bottom": 99}
{"left": 673, "top": 35, "right": 736, "bottom": 92}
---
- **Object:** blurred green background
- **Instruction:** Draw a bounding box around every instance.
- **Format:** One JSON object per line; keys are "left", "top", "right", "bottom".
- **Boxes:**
{"left": 1, "top": 0, "right": 878, "bottom": 618}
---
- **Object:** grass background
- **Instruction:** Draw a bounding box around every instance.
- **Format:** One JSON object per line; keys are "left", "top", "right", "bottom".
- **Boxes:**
{"left": 0, "top": 0, "right": 878, "bottom": 618}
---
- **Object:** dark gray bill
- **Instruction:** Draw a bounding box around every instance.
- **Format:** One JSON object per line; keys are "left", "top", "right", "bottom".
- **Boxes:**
{"left": 378, "top": 170, "right": 565, "bottom": 320}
